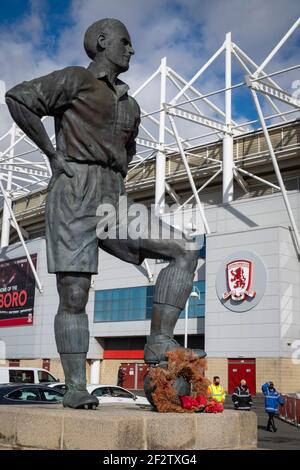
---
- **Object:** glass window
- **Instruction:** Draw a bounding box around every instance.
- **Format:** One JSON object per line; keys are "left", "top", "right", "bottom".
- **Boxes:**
{"left": 92, "top": 387, "right": 111, "bottom": 397}
{"left": 146, "top": 285, "right": 154, "bottom": 319}
{"left": 38, "top": 370, "right": 57, "bottom": 383}
{"left": 7, "top": 388, "right": 40, "bottom": 401}
{"left": 94, "top": 286, "right": 148, "bottom": 322}
{"left": 94, "top": 281, "right": 205, "bottom": 322}
{"left": 112, "top": 290, "right": 120, "bottom": 300}
{"left": 9, "top": 369, "right": 34, "bottom": 384}
{"left": 110, "top": 387, "right": 133, "bottom": 399}
{"left": 39, "top": 389, "right": 63, "bottom": 402}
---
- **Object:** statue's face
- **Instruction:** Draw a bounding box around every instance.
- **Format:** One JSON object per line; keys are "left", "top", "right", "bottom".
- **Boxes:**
{"left": 99, "top": 23, "right": 134, "bottom": 72}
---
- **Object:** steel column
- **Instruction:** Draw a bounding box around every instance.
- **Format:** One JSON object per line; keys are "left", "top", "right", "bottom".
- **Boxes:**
{"left": 222, "top": 32, "right": 234, "bottom": 203}
{"left": 0, "top": 125, "right": 15, "bottom": 247}
{"left": 155, "top": 57, "right": 167, "bottom": 215}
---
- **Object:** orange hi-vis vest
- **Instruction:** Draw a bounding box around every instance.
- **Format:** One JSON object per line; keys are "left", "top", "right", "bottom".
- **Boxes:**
{"left": 208, "top": 383, "right": 226, "bottom": 403}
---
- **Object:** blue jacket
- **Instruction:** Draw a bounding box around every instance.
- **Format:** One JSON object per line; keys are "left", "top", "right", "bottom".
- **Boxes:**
{"left": 262, "top": 382, "right": 284, "bottom": 414}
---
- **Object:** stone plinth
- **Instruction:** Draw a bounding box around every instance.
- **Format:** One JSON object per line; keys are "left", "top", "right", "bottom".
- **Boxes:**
{"left": 0, "top": 405, "right": 257, "bottom": 450}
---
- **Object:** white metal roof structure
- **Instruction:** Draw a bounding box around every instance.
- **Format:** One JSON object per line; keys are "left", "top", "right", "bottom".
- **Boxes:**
{"left": 1, "top": 16, "right": 300, "bottom": 291}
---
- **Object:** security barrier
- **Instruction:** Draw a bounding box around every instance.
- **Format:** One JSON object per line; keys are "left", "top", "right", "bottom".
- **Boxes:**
{"left": 279, "top": 395, "right": 300, "bottom": 426}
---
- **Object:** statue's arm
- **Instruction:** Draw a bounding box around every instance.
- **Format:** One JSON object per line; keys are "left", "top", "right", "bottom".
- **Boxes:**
{"left": 5, "top": 67, "right": 87, "bottom": 187}
{"left": 5, "top": 84, "right": 73, "bottom": 190}
{"left": 5, "top": 66, "right": 86, "bottom": 158}
{"left": 5, "top": 96, "right": 56, "bottom": 160}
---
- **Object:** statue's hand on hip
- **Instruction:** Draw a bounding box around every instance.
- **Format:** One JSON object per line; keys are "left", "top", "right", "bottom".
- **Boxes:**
{"left": 48, "top": 151, "right": 74, "bottom": 191}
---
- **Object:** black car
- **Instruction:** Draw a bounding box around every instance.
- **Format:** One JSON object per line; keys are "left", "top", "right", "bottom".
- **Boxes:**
{"left": 0, "top": 384, "right": 64, "bottom": 405}
{"left": 43, "top": 383, "right": 68, "bottom": 394}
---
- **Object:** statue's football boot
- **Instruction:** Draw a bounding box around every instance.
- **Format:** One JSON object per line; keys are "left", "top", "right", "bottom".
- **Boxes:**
{"left": 62, "top": 388, "right": 99, "bottom": 410}
{"left": 144, "top": 334, "right": 207, "bottom": 365}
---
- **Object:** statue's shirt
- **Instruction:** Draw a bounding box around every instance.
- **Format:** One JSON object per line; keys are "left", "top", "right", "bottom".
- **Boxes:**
{"left": 6, "top": 63, "right": 140, "bottom": 177}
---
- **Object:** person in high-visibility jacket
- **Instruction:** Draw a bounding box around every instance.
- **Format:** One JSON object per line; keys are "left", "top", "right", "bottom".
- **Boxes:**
{"left": 208, "top": 376, "right": 226, "bottom": 403}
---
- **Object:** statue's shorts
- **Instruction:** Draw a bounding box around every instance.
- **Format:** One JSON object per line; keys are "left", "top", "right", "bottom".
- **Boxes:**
{"left": 45, "top": 161, "right": 146, "bottom": 273}
{"left": 45, "top": 161, "right": 187, "bottom": 274}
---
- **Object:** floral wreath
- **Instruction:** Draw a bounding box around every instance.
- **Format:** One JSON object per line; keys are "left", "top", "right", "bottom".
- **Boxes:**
{"left": 148, "top": 348, "right": 224, "bottom": 413}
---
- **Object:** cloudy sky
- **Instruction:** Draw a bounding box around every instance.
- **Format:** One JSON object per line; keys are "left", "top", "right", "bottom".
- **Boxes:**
{"left": 0, "top": 0, "right": 299, "bottom": 140}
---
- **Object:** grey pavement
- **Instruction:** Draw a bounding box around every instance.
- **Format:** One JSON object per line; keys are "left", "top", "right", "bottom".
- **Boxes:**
{"left": 245, "top": 396, "right": 299, "bottom": 450}
{"left": 224, "top": 395, "right": 299, "bottom": 450}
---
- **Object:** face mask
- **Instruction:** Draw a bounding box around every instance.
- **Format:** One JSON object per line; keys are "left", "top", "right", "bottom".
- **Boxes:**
{"left": 215, "top": 381, "right": 220, "bottom": 385}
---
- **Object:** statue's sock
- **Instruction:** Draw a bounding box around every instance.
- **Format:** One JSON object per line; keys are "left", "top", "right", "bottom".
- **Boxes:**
{"left": 54, "top": 312, "right": 89, "bottom": 353}
{"left": 154, "top": 266, "right": 194, "bottom": 310}
{"left": 54, "top": 313, "right": 89, "bottom": 390}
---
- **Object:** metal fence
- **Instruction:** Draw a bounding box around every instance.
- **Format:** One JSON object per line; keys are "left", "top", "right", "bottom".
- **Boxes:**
{"left": 279, "top": 395, "right": 300, "bottom": 427}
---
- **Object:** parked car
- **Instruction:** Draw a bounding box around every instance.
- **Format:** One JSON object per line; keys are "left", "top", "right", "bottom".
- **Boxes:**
{"left": 48, "top": 382, "right": 150, "bottom": 406}
{"left": 87, "top": 384, "right": 150, "bottom": 407}
{"left": 47, "top": 382, "right": 68, "bottom": 394}
{"left": 0, "top": 384, "right": 64, "bottom": 405}
{"left": 0, "top": 367, "right": 59, "bottom": 385}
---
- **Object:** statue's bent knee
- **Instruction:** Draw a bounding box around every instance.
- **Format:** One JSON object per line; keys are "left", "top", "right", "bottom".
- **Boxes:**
{"left": 180, "top": 248, "right": 199, "bottom": 272}
{"left": 62, "top": 284, "right": 89, "bottom": 313}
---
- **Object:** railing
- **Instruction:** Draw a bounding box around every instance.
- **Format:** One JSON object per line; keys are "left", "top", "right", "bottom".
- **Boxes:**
{"left": 279, "top": 394, "right": 300, "bottom": 427}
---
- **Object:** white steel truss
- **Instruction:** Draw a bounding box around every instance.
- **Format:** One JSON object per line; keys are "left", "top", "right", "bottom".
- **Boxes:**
{"left": 1, "top": 16, "right": 300, "bottom": 287}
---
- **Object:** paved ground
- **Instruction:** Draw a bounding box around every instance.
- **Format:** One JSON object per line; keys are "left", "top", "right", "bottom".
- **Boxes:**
{"left": 236, "top": 396, "right": 300, "bottom": 450}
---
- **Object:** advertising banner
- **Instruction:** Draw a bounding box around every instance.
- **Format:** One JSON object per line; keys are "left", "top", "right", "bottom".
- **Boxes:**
{"left": 0, "top": 254, "right": 37, "bottom": 327}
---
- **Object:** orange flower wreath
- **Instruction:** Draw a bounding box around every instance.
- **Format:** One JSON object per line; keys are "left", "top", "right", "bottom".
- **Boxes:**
{"left": 147, "top": 348, "right": 214, "bottom": 413}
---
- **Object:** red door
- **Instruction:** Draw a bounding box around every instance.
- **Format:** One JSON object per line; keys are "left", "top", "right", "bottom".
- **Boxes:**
{"left": 121, "top": 363, "right": 135, "bottom": 389}
{"left": 228, "top": 358, "right": 256, "bottom": 395}
{"left": 137, "top": 364, "right": 149, "bottom": 389}
{"left": 120, "top": 363, "right": 149, "bottom": 390}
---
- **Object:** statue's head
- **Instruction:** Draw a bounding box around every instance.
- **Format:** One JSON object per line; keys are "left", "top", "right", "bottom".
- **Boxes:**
{"left": 84, "top": 18, "right": 134, "bottom": 73}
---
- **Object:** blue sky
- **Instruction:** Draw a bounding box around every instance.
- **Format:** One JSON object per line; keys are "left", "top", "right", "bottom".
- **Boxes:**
{"left": 0, "top": 0, "right": 299, "bottom": 140}
{"left": 0, "top": 0, "right": 72, "bottom": 30}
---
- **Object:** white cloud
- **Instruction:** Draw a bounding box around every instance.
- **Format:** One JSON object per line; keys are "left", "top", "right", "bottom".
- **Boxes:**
{"left": 0, "top": 0, "right": 299, "bottom": 142}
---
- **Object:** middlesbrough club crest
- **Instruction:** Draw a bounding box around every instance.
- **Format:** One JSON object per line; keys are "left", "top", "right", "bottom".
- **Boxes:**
{"left": 223, "top": 259, "right": 256, "bottom": 302}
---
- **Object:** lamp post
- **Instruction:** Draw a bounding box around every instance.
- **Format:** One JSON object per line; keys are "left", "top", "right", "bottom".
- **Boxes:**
{"left": 184, "top": 286, "right": 201, "bottom": 348}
